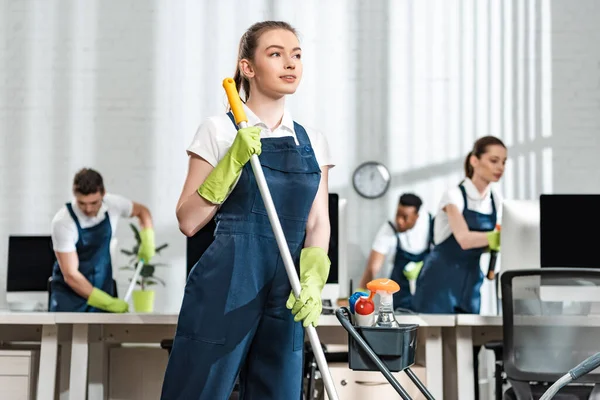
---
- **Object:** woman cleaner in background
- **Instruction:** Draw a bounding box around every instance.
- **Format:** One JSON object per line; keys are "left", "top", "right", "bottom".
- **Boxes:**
{"left": 412, "top": 136, "right": 506, "bottom": 315}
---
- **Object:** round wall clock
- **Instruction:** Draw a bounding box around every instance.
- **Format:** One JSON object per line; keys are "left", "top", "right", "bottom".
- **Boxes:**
{"left": 352, "top": 161, "right": 391, "bottom": 199}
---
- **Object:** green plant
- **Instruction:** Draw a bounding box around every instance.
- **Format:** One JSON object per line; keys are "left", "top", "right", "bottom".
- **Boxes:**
{"left": 119, "top": 223, "right": 169, "bottom": 291}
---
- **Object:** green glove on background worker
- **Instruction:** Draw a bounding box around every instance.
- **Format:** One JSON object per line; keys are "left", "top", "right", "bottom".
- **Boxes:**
{"left": 403, "top": 261, "right": 424, "bottom": 280}
{"left": 198, "top": 126, "right": 262, "bottom": 204}
{"left": 138, "top": 227, "right": 156, "bottom": 263}
{"left": 286, "top": 247, "right": 331, "bottom": 328}
{"left": 486, "top": 230, "right": 501, "bottom": 252}
{"left": 87, "top": 288, "right": 129, "bottom": 313}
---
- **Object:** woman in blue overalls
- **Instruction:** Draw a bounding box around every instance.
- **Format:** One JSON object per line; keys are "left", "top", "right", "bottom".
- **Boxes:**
{"left": 412, "top": 136, "right": 506, "bottom": 400}
{"left": 161, "top": 21, "right": 333, "bottom": 399}
{"left": 412, "top": 136, "right": 505, "bottom": 314}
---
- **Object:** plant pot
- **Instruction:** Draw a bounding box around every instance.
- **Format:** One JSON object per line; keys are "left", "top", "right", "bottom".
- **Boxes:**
{"left": 132, "top": 290, "right": 155, "bottom": 313}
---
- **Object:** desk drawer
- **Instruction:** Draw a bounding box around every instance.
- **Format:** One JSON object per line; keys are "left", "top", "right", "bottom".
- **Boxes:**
{"left": 0, "top": 355, "right": 31, "bottom": 375}
{"left": 0, "top": 375, "right": 30, "bottom": 399}
{"left": 0, "top": 349, "right": 39, "bottom": 400}
{"left": 325, "top": 363, "right": 428, "bottom": 400}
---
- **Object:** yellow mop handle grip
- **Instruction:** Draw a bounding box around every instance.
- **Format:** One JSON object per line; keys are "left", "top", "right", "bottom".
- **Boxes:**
{"left": 222, "top": 78, "right": 247, "bottom": 125}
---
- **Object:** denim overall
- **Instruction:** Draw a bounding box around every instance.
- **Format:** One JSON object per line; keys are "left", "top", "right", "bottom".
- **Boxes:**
{"left": 160, "top": 114, "right": 321, "bottom": 399}
{"left": 50, "top": 204, "right": 114, "bottom": 312}
{"left": 412, "top": 184, "right": 496, "bottom": 314}
{"left": 388, "top": 215, "right": 433, "bottom": 310}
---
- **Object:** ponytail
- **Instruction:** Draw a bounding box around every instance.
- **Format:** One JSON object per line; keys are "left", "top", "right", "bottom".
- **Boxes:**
{"left": 464, "top": 151, "right": 474, "bottom": 178}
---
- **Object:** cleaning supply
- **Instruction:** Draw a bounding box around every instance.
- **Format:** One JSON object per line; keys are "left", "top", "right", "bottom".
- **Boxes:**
{"left": 348, "top": 291, "right": 368, "bottom": 314}
{"left": 367, "top": 278, "right": 401, "bottom": 328}
{"left": 354, "top": 295, "right": 375, "bottom": 327}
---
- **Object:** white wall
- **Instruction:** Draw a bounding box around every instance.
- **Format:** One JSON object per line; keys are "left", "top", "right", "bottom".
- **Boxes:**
{"left": 0, "top": 0, "right": 597, "bottom": 313}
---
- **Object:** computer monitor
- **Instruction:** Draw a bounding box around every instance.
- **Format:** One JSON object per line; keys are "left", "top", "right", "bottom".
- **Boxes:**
{"left": 539, "top": 195, "right": 600, "bottom": 302}
{"left": 498, "top": 200, "right": 541, "bottom": 302}
{"left": 540, "top": 194, "right": 600, "bottom": 269}
{"left": 6, "top": 235, "right": 56, "bottom": 311}
{"left": 186, "top": 193, "right": 348, "bottom": 300}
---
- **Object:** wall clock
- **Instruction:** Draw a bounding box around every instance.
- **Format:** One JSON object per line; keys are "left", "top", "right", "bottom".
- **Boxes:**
{"left": 352, "top": 161, "right": 391, "bottom": 199}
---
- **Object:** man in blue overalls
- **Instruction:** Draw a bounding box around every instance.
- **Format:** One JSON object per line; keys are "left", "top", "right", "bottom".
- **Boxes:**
{"left": 359, "top": 193, "right": 434, "bottom": 310}
{"left": 50, "top": 168, "right": 156, "bottom": 312}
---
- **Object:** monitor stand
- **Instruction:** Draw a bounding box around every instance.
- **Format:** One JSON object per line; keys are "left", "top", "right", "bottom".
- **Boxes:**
{"left": 6, "top": 292, "right": 48, "bottom": 312}
{"left": 320, "top": 283, "right": 339, "bottom": 315}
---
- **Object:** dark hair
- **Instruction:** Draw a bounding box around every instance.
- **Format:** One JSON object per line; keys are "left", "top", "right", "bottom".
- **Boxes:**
{"left": 464, "top": 136, "right": 506, "bottom": 178}
{"left": 232, "top": 21, "right": 298, "bottom": 103}
{"left": 399, "top": 193, "right": 423, "bottom": 212}
{"left": 73, "top": 168, "right": 105, "bottom": 195}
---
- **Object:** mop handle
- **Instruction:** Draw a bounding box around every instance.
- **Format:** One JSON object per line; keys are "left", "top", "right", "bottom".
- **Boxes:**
{"left": 124, "top": 260, "right": 144, "bottom": 303}
{"left": 223, "top": 78, "right": 340, "bottom": 400}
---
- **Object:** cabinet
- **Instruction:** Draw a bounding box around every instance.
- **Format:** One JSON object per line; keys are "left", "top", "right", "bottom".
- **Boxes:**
{"left": 0, "top": 349, "right": 39, "bottom": 400}
{"left": 325, "top": 363, "right": 428, "bottom": 399}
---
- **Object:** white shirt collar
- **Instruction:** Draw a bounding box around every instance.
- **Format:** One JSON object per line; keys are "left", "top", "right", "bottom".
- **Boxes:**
{"left": 462, "top": 178, "right": 491, "bottom": 201}
{"left": 242, "top": 103, "right": 295, "bottom": 133}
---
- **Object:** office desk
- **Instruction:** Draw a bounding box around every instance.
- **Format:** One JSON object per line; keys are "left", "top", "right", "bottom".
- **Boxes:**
{"left": 445, "top": 315, "right": 503, "bottom": 400}
{"left": 55, "top": 312, "right": 455, "bottom": 400}
{"left": 0, "top": 312, "right": 59, "bottom": 400}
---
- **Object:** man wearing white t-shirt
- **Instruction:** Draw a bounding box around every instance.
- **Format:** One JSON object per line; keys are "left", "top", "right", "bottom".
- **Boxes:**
{"left": 358, "top": 193, "right": 434, "bottom": 310}
{"left": 50, "top": 168, "right": 156, "bottom": 313}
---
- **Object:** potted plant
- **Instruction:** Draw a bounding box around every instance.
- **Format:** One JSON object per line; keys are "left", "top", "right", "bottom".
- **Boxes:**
{"left": 119, "top": 223, "right": 169, "bottom": 312}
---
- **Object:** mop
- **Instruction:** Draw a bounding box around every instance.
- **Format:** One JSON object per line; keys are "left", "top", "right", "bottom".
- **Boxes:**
{"left": 223, "top": 78, "right": 340, "bottom": 400}
{"left": 123, "top": 260, "right": 144, "bottom": 303}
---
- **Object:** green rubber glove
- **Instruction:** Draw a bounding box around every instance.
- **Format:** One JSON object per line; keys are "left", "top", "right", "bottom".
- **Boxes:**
{"left": 286, "top": 247, "right": 330, "bottom": 327}
{"left": 486, "top": 230, "right": 501, "bottom": 252}
{"left": 138, "top": 227, "right": 155, "bottom": 263}
{"left": 87, "top": 288, "right": 129, "bottom": 313}
{"left": 403, "top": 261, "right": 424, "bottom": 280}
{"left": 197, "top": 126, "right": 262, "bottom": 204}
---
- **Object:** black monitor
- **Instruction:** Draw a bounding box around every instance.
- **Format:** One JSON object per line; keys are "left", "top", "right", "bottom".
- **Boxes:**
{"left": 186, "top": 193, "right": 340, "bottom": 284}
{"left": 7, "top": 236, "right": 56, "bottom": 292}
{"left": 540, "top": 194, "right": 600, "bottom": 269}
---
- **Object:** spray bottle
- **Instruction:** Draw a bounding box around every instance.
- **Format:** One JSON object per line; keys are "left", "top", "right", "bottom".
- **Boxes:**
{"left": 354, "top": 294, "right": 375, "bottom": 326}
{"left": 366, "top": 278, "right": 401, "bottom": 328}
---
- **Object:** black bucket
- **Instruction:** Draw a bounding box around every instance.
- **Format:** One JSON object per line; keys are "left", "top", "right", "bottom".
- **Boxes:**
{"left": 348, "top": 324, "right": 418, "bottom": 372}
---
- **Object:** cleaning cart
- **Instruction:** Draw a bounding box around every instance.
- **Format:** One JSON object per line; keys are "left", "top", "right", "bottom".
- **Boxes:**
{"left": 337, "top": 277, "right": 600, "bottom": 399}
{"left": 334, "top": 278, "right": 434, "bottom": 399}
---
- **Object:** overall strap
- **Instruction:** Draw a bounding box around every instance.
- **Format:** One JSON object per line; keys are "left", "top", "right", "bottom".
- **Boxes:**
{"left": 428, "top": 213, "right": 435, "bottom": 246}
{"left": 226, "top": 111, "right": 238, "bottom": 129}
{"left": 293, "top": 121, "right": 311, "bottom": 147}
{"left": 388, "top": 221, "right": 401, "bottom": 250}
{"left": 66, "top": 203, "right": 83, "bottom": 233}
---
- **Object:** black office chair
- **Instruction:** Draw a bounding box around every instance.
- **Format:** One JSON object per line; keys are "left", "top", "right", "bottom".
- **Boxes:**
{"left": 47, "top": 276, "right": 118, "bottom": 311}
{"left": 495, "top": 268, "right": 600, "bottom": 399}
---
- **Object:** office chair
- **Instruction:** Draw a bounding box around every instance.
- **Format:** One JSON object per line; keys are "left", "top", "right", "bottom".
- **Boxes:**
{"left": 495, "top": 268, "right": 600, "bottom": 399}
{"left": 47, "top": 276, "right": 118, "bottom": 311}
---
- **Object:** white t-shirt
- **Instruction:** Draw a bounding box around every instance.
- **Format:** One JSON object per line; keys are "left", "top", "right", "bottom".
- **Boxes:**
{"left": 433, "top": 178, "right": 503, "bottom": 245}
{"left": 186, "top": 104, "right": 334, "bottom": 169}
{"left": 371, "top": 212, "right": 432, "bottom": 279}
{"left": 51, "top": 193, "right": 134, "bottom": 253}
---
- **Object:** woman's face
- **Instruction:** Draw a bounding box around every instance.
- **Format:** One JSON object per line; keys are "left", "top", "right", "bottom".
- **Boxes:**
{"left": 472, "top": 145, "right": 507, "bottom": 183}
{"left": 243, "top": 29, "right": 303, "bottom": 99}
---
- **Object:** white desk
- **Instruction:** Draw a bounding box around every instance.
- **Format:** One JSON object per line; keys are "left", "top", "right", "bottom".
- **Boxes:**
{"left": 448, "top": 315, "right": 502, "bottom": 400}
{"left": 0, "top": 312, "right": 59, "bottom": 400}
{"left": 54, "top": 312, "right": 454, "bottom": 400}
